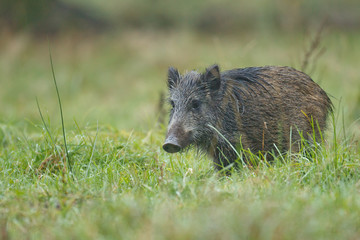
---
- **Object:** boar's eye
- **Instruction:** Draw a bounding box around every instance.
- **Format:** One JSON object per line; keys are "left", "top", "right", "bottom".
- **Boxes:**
{"left": 191, "top": 99, "right": 201, "bottom": 111}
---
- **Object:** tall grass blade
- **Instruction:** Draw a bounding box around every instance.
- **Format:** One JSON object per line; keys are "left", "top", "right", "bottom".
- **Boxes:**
{"left": 49, "top": 46, "right": 72, "bottom": 174}
{"left": 207, "top": 124, "right": 247, "bottom": 166}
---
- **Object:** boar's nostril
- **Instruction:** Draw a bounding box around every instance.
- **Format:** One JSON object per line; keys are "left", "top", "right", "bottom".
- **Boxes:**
{"left": 163, "top": 142, "right": 181, "bottom": 153}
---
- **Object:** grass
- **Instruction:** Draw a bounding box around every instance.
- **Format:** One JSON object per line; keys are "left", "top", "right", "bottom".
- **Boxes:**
{"left": 1, "top": 123, "right": 360, "bottom": 239}
{"left": 0, "top": 28, "right": 360, "bottom": 239}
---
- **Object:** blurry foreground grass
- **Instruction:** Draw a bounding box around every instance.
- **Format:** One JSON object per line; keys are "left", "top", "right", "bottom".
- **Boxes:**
{"left": 0, "top": 29, "right": 360, "bottom": 239}
{"left": 1, "top": 121, "right": 360, "bottom": 239}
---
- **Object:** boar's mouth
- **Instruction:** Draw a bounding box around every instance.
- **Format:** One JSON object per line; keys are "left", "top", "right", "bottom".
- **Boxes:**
{"left": 163, "top": 129, "right": 192, "bottom": 153}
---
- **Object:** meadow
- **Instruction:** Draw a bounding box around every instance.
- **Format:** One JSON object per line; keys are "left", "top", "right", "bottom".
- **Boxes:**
{"left": 1, "top": 26, "right": 360, "bottom": 239}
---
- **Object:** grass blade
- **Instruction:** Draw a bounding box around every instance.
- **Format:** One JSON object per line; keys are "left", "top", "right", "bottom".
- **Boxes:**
{"left": 49, "top": 46, "right": 72, "bottom": 174}
{"left": 86, "top": 121, "right": 99, "bottom": 177}
{"left": 36, "top": 97, "right": 55, "bottom": 146}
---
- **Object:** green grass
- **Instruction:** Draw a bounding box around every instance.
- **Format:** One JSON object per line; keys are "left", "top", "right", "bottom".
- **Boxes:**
{"left": 1, "top": 29, "right": 360, "bottom": 239}
{"left": 1, "top": 122, "right": 360, "bottom": 239}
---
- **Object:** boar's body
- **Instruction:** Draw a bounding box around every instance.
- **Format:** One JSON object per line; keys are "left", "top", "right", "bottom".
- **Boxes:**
{"left": 163, "top": 65, "right": 332, "bottom": 170}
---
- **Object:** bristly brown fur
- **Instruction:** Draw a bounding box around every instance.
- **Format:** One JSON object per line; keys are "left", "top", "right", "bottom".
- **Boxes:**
{"left": 164, "top": 65, "right": 333, "bottom": 170}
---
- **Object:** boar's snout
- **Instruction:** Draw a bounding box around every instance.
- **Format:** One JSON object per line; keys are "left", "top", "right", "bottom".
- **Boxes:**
{"left": 163, "top": 124, "right": 191, "bottom": 153}
{"left": 163, "top": 136, "right": 182, "bottom": 153}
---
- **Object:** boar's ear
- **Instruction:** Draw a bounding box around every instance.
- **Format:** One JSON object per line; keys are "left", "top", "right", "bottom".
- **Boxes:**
{"left": 204, "top": 64, "right": 221, "bottom": 91}
{"left": 168, "top": 67, "right": 180, "bottom": 89}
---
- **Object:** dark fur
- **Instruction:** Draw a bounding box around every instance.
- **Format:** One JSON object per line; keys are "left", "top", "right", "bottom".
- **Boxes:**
{"left": 164, "top": 65, "right": 332, "bottom": 170}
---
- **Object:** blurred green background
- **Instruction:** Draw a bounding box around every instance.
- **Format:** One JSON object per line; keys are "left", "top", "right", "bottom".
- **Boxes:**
{"left": 0, "top": 0, "right": 359, "bottom": 135}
